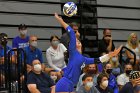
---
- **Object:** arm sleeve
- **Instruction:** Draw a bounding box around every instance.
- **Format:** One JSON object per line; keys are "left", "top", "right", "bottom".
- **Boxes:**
{"left": 46, "top": 50, "right": 61, "bottom": 71}
{"left": 27, "top": 73, "right": 36, "bottom": 84}
{"left": 84, "top": 57, "right": 94, "bottom": 65}
{"left": 60, "top": 43, "right": 67, "bottom": 52}
{"left": 39, "top": 49, "right": 43, "bottom": 63}
{"left": 66, "top": 26, "right": 76, "bottom": 51}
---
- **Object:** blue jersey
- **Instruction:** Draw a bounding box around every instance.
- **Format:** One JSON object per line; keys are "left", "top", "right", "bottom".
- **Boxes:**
{"left": 63, "top": 26, "right": 95, "bottom": 85}
{"left": 12, "top": 36, "right": 29, "bottom": 48}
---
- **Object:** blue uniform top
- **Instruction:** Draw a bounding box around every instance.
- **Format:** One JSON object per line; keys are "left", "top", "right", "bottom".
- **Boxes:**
{"left": 24, "top": 46, "right": 43, "bottom": 65}
{"left": 12, "top": 36, "right": 29, "bottom": 48}
{"left": 63, "top": 26, "right": 95, "bottom": 85}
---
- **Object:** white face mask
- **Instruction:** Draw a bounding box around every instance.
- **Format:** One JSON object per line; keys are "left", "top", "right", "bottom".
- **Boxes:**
{"left": 33, "top": 64, "right": 42, "bottom": 72}
{"left": 30, "top": 41, "right": 37, "bottom": 48}
{"left": 20, "top": 30, "right": 27, "bottom": 35}
{"left": 102, "top": 80, "right": 108, "bottom": 88}
{"left": 112, "top": 57, "right": 117, "bottom": 62}
{"left": 86, "top": 82, "right": 93, "bottom": 88}
{"left": 50, "top": 76, "right": 57, "bottom": 81}
{"left": 51, "top": 41, "right": 59, "bottom": 46}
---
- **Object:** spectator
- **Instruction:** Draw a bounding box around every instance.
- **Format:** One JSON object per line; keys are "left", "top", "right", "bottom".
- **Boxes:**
{"left": 27, "top": 59, "right": 55, "bottom": 93}
{"left": 96, "top": 73, "right": 113, "bottom": 93}
{"left": 0, "top": 33, "right": 15, "bottom": 86}
{"left": 109, "top": 55, "right": 123, "bottom": 77}
{"left": 24, "top": 35, "right": 44, "bottom": 72}
{"left": 120, "top": 71, "right": 140, "bottom": 93}
{"left": 77, "top": 74, "right": 100, "bottom": 93}
{"left": 117, "top": 63, "right": 133, "bottom": 90}
{"left": 12, "top": 24, "right": 29, "bottom": 49}
{"left": 76, "top": 64, "right": 99, "bottom": 91}
{"left": 46, "top": 35, "right": 67, "bottom": 77}
{"left": 49, "top": 70, "right": 59, "bottom": 84}
{"left": 102, "top": 62, "right": 119, "bottom": 93}
{"left": 125, "top": 33, "right": 140, "bottom": 70}
{"left": 60, "top": 22, "right": 80, "bottom": 49}
{"left": 98, "top": 29, "right": 115, "bottom": 56}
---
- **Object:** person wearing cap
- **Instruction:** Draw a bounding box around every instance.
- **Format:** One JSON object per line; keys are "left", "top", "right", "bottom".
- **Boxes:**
{"left": 120, "top": 71, "right": 140, "bottom": 93}
{"left": 12, "top": 24, "right": 29, "bottom": 49}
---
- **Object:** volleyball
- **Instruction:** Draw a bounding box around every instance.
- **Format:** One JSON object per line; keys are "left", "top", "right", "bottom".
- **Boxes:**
{"left": 63, "top": 2, "right": 77, "bottom": 17}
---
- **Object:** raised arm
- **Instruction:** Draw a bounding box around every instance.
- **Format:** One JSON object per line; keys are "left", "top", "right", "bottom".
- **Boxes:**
{"left": 54, "top": 13, "right": 76, "bottom": 51}
{"left": 54, "top": 13, "right": 68, "bottom": 30}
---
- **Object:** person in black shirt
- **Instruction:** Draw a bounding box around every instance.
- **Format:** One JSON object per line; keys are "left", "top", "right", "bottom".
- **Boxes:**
{"left": 96, "top": 73, "right": 113, "bottom": 93}
{"left": 98, "top": 29, "right": 115, "bottom": 56}
{"left": 120, "top": 71, "right": 140, "bottom": 93}
{"left": 27, "top": 59, "right": 55, "bottom": 93}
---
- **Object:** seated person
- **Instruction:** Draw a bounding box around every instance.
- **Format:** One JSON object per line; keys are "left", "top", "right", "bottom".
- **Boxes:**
{"left": 98, "top": 29, "right": 115, "bottom": 56}
{"left": 0, "top": 33, "right": 15, "bottom": 86}
{"left": 96, "top": 73, "right": 113, "bottom": 93}
{"left": 120, "top": 71, "right": 140, "bottom": 93}
{"left": 109, "top": 55, "right": 123, "bottom": 77}
{"left": 117, "top": 63, "right": 133, "bottom": 90}
{"left": 77, "top": 74, "right": 100, "bottom": 93}
{"left": 102, "top": 62, "right": 118, "bottom": 93}
{"left": 125, "top": 33, "right": 140, "bottom": 70}
{"left": 76, "top": 64, "right": 99, "bottom": 91}
{"left": 49, "top": 70, "right": 59, "bottom": 84}
{"left": 24, "top": 35, "right": 44, "bottom": 73}
{"left": 27, "top": 59, "right": 55, "bottom": 93}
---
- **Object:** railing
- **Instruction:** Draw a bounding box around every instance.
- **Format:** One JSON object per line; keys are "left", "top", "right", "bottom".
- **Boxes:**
{"left": 0, "top": 48, "right": 27, "bottom": 93}
{"left": 119, "top": 46, "right": 136, "bottom": 66}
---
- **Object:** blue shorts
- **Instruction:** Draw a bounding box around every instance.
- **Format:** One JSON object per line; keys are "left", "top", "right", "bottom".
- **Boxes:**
{"left": 55, "top": 77, "right": 74, "bottom": 92}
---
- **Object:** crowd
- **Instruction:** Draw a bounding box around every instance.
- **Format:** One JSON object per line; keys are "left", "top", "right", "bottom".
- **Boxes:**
{"left": 0, "top": 13, "right": 140, "bottom": 93}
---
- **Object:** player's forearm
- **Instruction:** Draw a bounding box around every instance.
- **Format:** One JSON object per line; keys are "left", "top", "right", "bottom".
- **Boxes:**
{"left": 54, "top": 13, "right": 68, "bottom": 30}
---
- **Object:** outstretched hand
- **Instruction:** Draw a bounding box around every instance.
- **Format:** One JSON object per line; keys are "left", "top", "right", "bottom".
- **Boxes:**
{"left": 54, "top": 13, "right": 63, "bottom": 22}
{"left": 108, "top": 45, "right": 122, "bottom": 57}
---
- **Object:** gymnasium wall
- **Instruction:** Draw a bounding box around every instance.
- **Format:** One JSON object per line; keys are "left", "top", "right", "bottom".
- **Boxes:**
{"left": 97, "top": 0, "right": 140, "bottom": 47}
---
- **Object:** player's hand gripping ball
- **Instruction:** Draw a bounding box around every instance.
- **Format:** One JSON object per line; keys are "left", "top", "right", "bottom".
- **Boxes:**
{"left": 63, "top": 2, "right": 77, "bottom": 17}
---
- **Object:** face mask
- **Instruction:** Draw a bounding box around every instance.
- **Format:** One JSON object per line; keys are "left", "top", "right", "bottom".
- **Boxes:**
{"left": 112, "top": 57, "right": 118, "bottom": 62}
{"left": 86, "top": 82, "right": 93, "bottom": 88}
{"left": 20, "top": 30, "right": 27, "bottom": 35}
{"left": 126, "top": 70, "right": 132, "bottom": 75}
{"left": 52, "top": 41, "right": 59, "bottom": 46}
{"left": 50, "top": 76, "right": 57, "bottom": 81}
{"left": 88, "top": 69, "right": 97, "bottom": 74}
{"left": 106, "top": 69, "right": 112, "bottom": 74}
{"left": 34, "top": 64, "right": 42, "bottom": 72}
{"left": 131, "top": 40, "right": 137, "bottom": 45}
{"left": 30, "top": 41, "right": 37, "bottom": 48}
{"left": 102, "top": 80, "right": 108, "bottom": 88}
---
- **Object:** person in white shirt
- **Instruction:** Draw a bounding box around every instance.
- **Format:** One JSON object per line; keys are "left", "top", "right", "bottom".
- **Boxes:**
{"left": 125, "top": 32, "right": 140, "bottom": 70}
{"left": 117, "top": 63, "right": 133, "bottom": 90}
{"left": 46, "top": 35, "right": 67, "bottom": 73}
